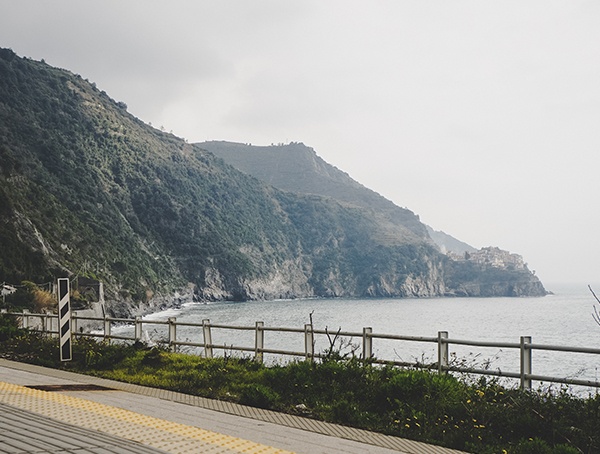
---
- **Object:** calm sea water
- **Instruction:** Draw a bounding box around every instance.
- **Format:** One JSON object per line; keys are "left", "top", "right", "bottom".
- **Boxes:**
{"left": 123, "top": 282, "right": 600, "bottom": 393}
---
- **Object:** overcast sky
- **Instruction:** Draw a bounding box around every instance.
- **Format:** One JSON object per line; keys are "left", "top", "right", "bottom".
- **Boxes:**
{"left": 1, "top": 1, "right": 599, "bottom": 287}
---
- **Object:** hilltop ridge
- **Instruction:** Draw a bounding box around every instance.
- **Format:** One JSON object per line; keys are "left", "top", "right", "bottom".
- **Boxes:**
{"left": 202, "top": 140, "right": 429, "bottom": 244}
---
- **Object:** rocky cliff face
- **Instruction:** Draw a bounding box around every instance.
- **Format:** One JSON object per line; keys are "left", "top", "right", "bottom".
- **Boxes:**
{"left": 198, "top": 258, "right": 313, "bottom": 302}
{"left": 195, "top": 254, "right": 449, "bottom": 301}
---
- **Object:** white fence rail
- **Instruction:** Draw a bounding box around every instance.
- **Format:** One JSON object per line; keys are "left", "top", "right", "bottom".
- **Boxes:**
{"left": 3, "top": 309, "right": 600, "bottom": 391}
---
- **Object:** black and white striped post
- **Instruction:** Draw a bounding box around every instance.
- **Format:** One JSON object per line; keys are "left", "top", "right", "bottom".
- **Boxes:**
{"left": 58, "top": 278, "right": 72, "bottom": 362}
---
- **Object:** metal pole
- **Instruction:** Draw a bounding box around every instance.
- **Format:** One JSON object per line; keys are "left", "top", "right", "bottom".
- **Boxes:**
{"left": 304, "top": 323, "right": 314, "bottom": 361}
{"left": 438, "top": 331, "right": 449, "bottom": 373}
{"left": 362, "top": 327, "right": 373, "bottom": 360}
{"left": 168, "top": 317, "right": 177, "bottom": 352}
{"left": 202, "top": 319, "right": 213, "bottom": 358}
{"left": 520, "top": 336, "right": 532, "bottom": 390}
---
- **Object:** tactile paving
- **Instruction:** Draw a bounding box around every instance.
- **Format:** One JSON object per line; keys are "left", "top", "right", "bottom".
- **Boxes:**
{"left": 0, "top": 401, "right": 167, "bottom": 453}
{"left": 0, "top": 381, "right": 293, "bottom": 454}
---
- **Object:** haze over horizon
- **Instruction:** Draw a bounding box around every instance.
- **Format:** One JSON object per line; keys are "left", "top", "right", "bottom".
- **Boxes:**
{"left": 1, "top": 1, "right": 599, "bottom": 288}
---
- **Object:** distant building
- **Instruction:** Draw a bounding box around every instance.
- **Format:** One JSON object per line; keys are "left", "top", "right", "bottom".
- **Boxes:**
{"left": 447, "top": 246, "right": 525, "bottom": 270}
{"left": 1, "top": 284, "right": 16, "bottom": 297}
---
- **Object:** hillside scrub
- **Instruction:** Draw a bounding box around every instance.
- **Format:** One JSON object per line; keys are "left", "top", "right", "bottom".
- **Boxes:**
{"left": 0, "top": 322, "right": 596, "bottom": 454}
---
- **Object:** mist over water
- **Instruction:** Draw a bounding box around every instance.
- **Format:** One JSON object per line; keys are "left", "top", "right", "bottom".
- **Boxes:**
{"left": 123, "top": 283, "right": 600, "bottom": 394}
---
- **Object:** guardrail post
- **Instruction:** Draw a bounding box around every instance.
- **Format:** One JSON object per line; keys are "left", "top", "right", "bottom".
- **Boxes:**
{"left": 71, "top": 311, "right": 78, "bottom": 335}
{"left": 202, "top": 319, "right": 213, "bottom": 358}
{"left": 520, "top": 336, "right": 532, "bottom": 390}
{"left": 168, "top": 317, "right": 177, "bottom": 352}
{"left": 438, "top": 331, "right": 449, "bottom": 373}
{"left": 134, "top": 316, "right": 142, "bottom": 342}
{"left": 104, "top": 317, "right": 111, "bottom": 344}
{"left": 362, "top": 327, "right": 373, "bottom": 360}
{"left": 22, "top": 310, "right": 30, "bottom": 329}
{"left": 304, "top": 324, "right": 314, "bottom": 361}
{"left": 42, "top": 310, "right": 51, "bottom": 334}
{"left": 255, "top": 321, "right": 264, "bottom": 363}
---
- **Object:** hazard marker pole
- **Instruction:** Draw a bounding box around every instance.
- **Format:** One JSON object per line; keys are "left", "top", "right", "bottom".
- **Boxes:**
{"left": 58, "top": 278, "right": 72, "bottom": 361}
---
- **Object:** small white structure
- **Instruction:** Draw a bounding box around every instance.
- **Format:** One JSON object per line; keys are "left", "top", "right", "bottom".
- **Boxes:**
{"left": 1, "top": 284, "right": 16, "bottom": 297}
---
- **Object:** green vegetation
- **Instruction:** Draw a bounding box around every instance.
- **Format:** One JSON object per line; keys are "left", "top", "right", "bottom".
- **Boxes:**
{"left": 1, "top": 281, "right": 57, "bottom": 312}
{"left": 203, "top": 140, "right": 430, "bottom": 241}
{"left": 0, "top": 321, "right": 597, "bottom": 454}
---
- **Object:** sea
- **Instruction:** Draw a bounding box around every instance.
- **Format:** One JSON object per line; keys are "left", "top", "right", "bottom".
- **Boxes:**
{"left": 117, "top": 282, "right": 600, "bottom": 395}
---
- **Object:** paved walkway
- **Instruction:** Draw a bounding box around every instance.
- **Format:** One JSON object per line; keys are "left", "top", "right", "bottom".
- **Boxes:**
{"left": 0, "top": 359, "right": 466, "bottom": 454}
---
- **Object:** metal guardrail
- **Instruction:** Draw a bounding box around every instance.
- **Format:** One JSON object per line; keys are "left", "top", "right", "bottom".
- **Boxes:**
{"left": 3, "top": 309, "right": 600, "bottom": 390}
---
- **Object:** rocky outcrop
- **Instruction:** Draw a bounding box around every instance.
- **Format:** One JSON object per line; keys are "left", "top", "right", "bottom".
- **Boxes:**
{"left": 446, "top": 280, "right": 547, "bottom": 298}
{"left": 242, "top": 259, "right": 313, "bottom": 300}
{"left": 443, "top": 251, "right": 547, "bottom": 298}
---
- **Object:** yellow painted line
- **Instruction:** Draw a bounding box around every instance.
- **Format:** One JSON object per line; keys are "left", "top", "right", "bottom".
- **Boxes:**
{"left": 0, "top": 381, "right": 294, "bottom": 454}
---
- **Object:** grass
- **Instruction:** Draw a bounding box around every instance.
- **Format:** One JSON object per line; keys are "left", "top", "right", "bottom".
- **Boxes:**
{"left": 0, "top": 318, "right": 597, "bottom": 454}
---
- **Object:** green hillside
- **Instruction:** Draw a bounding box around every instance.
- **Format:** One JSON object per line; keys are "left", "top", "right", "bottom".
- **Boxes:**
{"left": 0, "top": 48, "right": 546, "bottom": 315}
{"left": 202, "top": 140, "right": 429, "bottom": 244}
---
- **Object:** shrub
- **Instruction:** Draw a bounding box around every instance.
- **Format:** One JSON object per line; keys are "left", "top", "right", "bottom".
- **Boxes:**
{"left": 3, "top": 281, "right": 56, "bottom": 312}
{"left": 236, "top": 383, "right": 280, "bottom": 409}
{"left": 0, "top": 314, "right": 23, "bottom": 342}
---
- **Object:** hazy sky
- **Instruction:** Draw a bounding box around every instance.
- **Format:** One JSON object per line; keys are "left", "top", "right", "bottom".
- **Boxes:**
{"left": 1, "top": 1, "right": 599, "bottom": 287}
